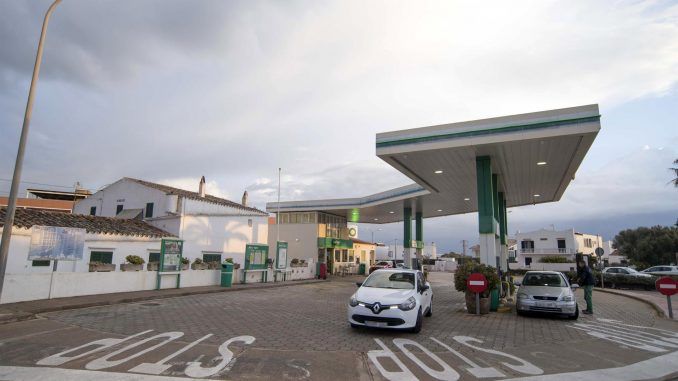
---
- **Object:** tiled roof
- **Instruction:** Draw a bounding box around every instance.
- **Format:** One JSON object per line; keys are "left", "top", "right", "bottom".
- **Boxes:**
{"left": 351, "top": 237, "right": 376, "bottom": 245}
{"left": 1, "top": 207, "right": 173, "bottom": 238}
{"left": 124, "top": 178, "right": 267, "bottom": 216}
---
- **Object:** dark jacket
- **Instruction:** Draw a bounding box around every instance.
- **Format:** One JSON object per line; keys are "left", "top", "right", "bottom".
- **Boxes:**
{"left": 577, "top": 265, "right": 596, "bottom": 286}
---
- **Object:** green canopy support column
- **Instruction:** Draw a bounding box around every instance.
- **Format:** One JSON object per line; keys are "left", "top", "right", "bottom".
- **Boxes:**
{"left": 415, "top": 211, "right": 423, "bottom": 268}
{"left": 476, "top": 156, "right": 498, "bottom": 266}
{"left": 498, "top": 192, "right": 508, "bottom": 272}
{"left": 403, "top": 207, "right": 412, "bottom": 267}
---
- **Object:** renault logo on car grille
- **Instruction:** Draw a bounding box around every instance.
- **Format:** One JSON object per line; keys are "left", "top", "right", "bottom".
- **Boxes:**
{"left": 372, "top": 303, "right": 381, "bottom": 314}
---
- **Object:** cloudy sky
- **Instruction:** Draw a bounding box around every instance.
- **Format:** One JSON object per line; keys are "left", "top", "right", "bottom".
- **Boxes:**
{"left": 1, "top": 0, "right": 677, "bottom": 253}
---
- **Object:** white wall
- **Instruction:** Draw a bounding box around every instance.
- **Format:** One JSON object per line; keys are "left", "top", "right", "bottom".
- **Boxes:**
{"left": 267, "top": 223, "right": 319, "bottom": 267}
{"left": 181, "top": 215, "right": 269, "bottom": 266}
{"left": 73, "top": 179, "right": 168, "bottom": 218}
{"left": 509, "top": 262, "right": 577, "bottom": 272}
{"left": 2, "top": 227, "right": 164, "bottom": 274}
{"left": 183, "top": 198, "right": 259, "bottom": 215}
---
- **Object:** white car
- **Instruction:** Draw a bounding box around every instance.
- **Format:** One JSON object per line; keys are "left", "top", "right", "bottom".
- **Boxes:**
{"left": 348, "top": 269, "right": 432, "bottom": 333}
{"left": 641, "top": 266, "right": 678, "bottom": 276}
{"left": 515, "top": 271, "right": 579, "bottom": 320}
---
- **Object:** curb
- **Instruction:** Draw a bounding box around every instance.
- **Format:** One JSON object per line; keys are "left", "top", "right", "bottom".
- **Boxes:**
{"left": 595, "top": 287, "right": 668, "bottom": 319}
{"left": 0, "top": 279, "right": 325, "bottom": 325}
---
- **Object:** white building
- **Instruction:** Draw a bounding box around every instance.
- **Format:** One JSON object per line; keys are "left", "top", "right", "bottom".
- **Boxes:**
{"left": 513, "top": 228, "right": 604, "bottom": 269}
{"left": 73, "top": 177, "right": 269, "bottom": 268}
{"left": 0, "top": 207, "right": 182, "bottom": 304}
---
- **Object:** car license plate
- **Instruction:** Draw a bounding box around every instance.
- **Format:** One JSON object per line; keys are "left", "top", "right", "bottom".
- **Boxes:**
{"left": 536, "top": 301, "right": 555, "bottom": 308}
{"left": 365, "top": 321, "right": 387, "bottom": 327}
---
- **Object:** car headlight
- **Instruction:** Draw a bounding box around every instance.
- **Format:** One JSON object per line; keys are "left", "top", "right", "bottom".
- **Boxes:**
{"left": 561, "top": 295, "right": 573, "bottom": 302}
{"left": 398, "top": 296, "right": 417, "bottom": 311}
{"left": 349, "top": 296, "right": 359, "bottom": 307}
{"left": 517, "top": 292, "right": 528, "bottom": 300}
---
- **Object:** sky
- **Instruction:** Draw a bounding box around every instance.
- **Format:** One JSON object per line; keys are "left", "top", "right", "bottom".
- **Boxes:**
{"left": 1, "top": 0, "right": 677, "bottom": 254}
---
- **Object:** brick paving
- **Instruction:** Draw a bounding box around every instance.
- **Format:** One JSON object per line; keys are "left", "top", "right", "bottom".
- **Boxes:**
{"left": 40, "top": 272, "right": 662, "bottom": 353}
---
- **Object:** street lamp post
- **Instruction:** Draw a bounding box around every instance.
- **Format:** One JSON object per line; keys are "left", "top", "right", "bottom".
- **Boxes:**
{"left": 0, "top": 0, "right": 61, "bottom": 301}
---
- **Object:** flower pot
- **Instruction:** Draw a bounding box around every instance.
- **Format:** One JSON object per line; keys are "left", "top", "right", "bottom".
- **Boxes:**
{"left": 191, "top": 263, "right": 209, "bottom": 270}
{"left": 89, "top": 263, "right": 116, "bottom": 272}
{"left": 233, "top": 263, "right": 241, "bottom": 270}
{"left": 207, "top": 261, "right": 221, "bottom": 270}
{"left": 120, "top": 263, "right": 143, "bottom": 272}
{"left": 181, "top": 263, "right": 189, "bottom": 270}
{"left": 147, "top": 262, "right": 159, "bottom": 271}
{"left": 465, "top": 290, "right": 490, "bottom": 314}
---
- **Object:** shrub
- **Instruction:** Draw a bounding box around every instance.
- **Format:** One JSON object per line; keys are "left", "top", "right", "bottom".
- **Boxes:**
{"left": 193, "top": 258, "right": 203, "bottom": 264}
{"left": 224, "top": 258, "right": 234, "bottom": 263}
{"left": 539, "top": 256, "right": 570, "bottom": 263}
{"left": 181, "top": 257, "right": 189, "bottom": 265}
{"left": 125, "top": 255, "right": 145, "bottom": 265}
{"left": 290, "top": 258, "right": 300, "bottom": 265}
{"left": 454, "top": 262, "right": 500, "bottom": 297}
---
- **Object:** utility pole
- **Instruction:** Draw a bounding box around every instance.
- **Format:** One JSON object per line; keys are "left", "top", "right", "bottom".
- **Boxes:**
{"left": 462, "top": 240, "right": 467, "bottom": 257}
{"left": 0, "top": 0, "right": 61, "bottom": 301}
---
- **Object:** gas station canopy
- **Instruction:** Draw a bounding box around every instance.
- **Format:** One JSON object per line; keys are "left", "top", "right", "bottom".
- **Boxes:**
{"left": 267, "top": 104, "right": 600, "bottom": 224}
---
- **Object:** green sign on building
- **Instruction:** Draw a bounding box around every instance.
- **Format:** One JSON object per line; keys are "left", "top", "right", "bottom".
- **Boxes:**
{"left": 157, "top": 238, "right": 183, "bottom": 290}
{"left": 276, "top": 241, "right": 288, "bottom": 269}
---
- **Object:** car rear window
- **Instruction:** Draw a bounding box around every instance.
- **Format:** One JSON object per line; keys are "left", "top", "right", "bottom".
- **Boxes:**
{"left": 362, "top": 272, "right": 415, "bottom": 289}
{"left": 522, "top": 273, "right": 567, "bottom": 287}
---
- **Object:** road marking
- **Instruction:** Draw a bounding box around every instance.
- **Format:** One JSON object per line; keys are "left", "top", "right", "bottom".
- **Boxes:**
{"left": 86, "top": 331, "right": 184, "bottom": 370}
{"left": 129, "top": 334, "right": 213, "bottom": 375}
{"left": 392, "top": 338, "right": 460, "bottom": 381}
{"left": 452, "top": 336, "right": 543, "bottom": 376}
{"left": 0, "top": 365, "right": 202, "bottom": 380}
{"left": 430, "top": 337, "right": 505, "bottom": 378}
{"left": 569, "top": 320, "right": 678, "bottom": 353}
{"left": 37, "top": 330, "right": 153, "bottom": 366}
{"left": 184, "top": 335, "right": 255, "bottom": 378}
{"left": 503, "top": 350, "right": 678, "bottom": 381}
{"left": 367, "top": 338, "right": 418, "bottom": 381}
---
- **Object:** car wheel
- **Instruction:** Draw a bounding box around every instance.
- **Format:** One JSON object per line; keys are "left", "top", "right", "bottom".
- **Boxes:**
{"left": 350, "top": 323, "right": 359, "bottom": 329}
{"left": 425, "top": 298, "right": 433, "bottom": 317}
{"left": 411, "top": 307, "right": 423, "bottom": 333}
{"left": 568, "top": 305, "right": 579, "bottom": 320}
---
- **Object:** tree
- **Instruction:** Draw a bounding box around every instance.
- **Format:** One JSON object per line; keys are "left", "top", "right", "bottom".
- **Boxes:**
{"left": 613, "top": 225, "right": 678, "bottom": 269}
{"left": 671, "top": 158, "right": 678, "bottom": 188}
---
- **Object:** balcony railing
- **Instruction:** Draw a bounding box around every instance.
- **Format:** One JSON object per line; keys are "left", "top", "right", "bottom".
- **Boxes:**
{"left": 519, "top": 248, "right": 575, "bottom": 255}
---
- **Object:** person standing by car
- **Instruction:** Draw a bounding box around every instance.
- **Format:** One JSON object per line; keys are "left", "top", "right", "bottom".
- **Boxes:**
{"left": 577, "top": 260, "right": 595, "bottom": 314}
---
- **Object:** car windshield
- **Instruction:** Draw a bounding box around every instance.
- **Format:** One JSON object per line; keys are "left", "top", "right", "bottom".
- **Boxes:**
{"left": 522, "top": 273, "right": 567, "bottom": 287}
{"left": 362, "top": 272, "right": 415, "bottom": 289}
{"left": 625, "top": 268, "right": 639, "bottom": 274}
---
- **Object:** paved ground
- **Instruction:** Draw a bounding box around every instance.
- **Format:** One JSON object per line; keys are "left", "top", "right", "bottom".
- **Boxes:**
{"left": 1, "top": 272, "right": 677, "bottom": 381}
{"left": 596, "top": 288, "right": 677, "bottom": 320}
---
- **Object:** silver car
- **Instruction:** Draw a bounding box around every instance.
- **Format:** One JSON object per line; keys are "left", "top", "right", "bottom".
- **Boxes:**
{"left": 515, "top": 271, "right": 579, "bottom": 320}
{"left": 640, "top": 266, "right": 678, "bottom": 276}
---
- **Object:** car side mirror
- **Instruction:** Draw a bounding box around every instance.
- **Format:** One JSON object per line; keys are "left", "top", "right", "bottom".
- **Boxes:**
{"left": 356, "top": 282, "right": 363, "bottom": 287}
{"left": 513, "top": 281, "right": 521, "bottom": 286}
{"left": 571, "top": 283, "right": 579, "bottom": 289}
{"left": 421, "top": 284, "right": 430, "bottom": 292}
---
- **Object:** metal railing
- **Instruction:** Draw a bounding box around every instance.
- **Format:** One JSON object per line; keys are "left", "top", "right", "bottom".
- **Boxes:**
{"left": 519, "top": 248, "right": 575, "bottom": 254}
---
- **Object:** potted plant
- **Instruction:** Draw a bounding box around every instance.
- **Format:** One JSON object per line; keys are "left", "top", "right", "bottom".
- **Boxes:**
{"left": 191, "top": 258, "right": 208, "bottom": 270}
{"left": 207, "top": 260, "right": 221, "bottom": 270}
{"left": 121, "top": 255, "right": 145, "bottom": 271}
{"left": 290, "top": 258, "right": 300, "bottom": 267}
{"left": 454, "top": 262, "right": 500, "bottom": 314}
{"left": 180, "top": 257, "right": 189, "bottom": 270}
{"left": 88, "top": 261, "right": 116, "bottom": 272}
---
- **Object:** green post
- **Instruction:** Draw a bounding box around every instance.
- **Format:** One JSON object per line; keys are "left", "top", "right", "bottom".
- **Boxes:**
{"left": 476, "top": 157, "right": 495, "bottom": 234}
{"left": 492, "top": 174, "right": 500, "bottom": 223}
{"left": 498, "top": 192, "right": 506, "bottom": 245}
{"left": 415, "top": 211, "right": 423, "bottom": 244}
{"left": 403, "top": 207, "right": 412, "bottom": 248}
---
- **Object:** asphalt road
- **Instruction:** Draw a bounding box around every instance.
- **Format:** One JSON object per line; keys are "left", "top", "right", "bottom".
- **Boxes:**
{"left": 0, "top": 272, "right": 677, "bottom": 381}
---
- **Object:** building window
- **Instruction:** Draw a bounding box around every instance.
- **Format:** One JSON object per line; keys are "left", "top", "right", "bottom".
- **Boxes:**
{"left": 584, "top": 238, "right": 593, "bottom": 248}
{"left": 557, "top": 239, "right": 566, "bottom": 252}
{"left": 90, "top": 251, "right": 113, "bottom": 264}
{"left": 145, "top": 203, "right": 154, "bottom": 218}
{"left": 248, "top": 219, "right": 253, "bottom": 227}
{"left": 148, "top": 252, "right": 160, "bottom": 263}
{"left": 348, "top": 250, "right": 354, "bottom": 263}
{"left": 525, "top": 257, "right": 532, "bottom": 266}
{"left": 342, "top": 249, "right": 348, "bottom": 262}
{"left": 116, "top": 205, "right": 124, "bottom": 215}
{"left": 334, "top": 250, "right": 341, "bottom": 262}
{"left": 202, "top": 253, "right": 221, "bottom": 264}
{"left": 32, "top": 260, "right": 51, "bottom": 267}
{"left": 521, "top": 240, "right": 534, "bottom": 253}
{"left": 89, "top": 206, "right": 96, "bottom": 216}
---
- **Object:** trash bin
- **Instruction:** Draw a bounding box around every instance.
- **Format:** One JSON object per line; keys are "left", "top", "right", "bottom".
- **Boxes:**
{"left": 490, "top": 288, "right": 500, "bottom": 311}
{"left": 358, "top": 263, "right": 366, "bottom": 275}
{"left": 221, "top": 262, "right": 234, "bottom": 287}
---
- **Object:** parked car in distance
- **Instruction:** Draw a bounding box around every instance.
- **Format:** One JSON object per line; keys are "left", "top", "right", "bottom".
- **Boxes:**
{"left": 515, "top": 271, "right": 579, "bottom": 320}
{"left": 348, "top": 269, "right": 432, "bottom": 333}
{"left": 602, "top": 267, "right": 654, "bottom": 278}
{"left": 369, "top": 260, "right": 394, "bottom": 274}
{"left": 640, "top": 266, "right": 678, "bottom": 276}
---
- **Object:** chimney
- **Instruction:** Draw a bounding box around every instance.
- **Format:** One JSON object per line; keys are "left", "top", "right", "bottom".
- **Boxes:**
{"left": 199, "top": 176, "right": 206, "bottom": 197}
{"left": 242, "top": 190, "right": 248, "bottom": 206}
